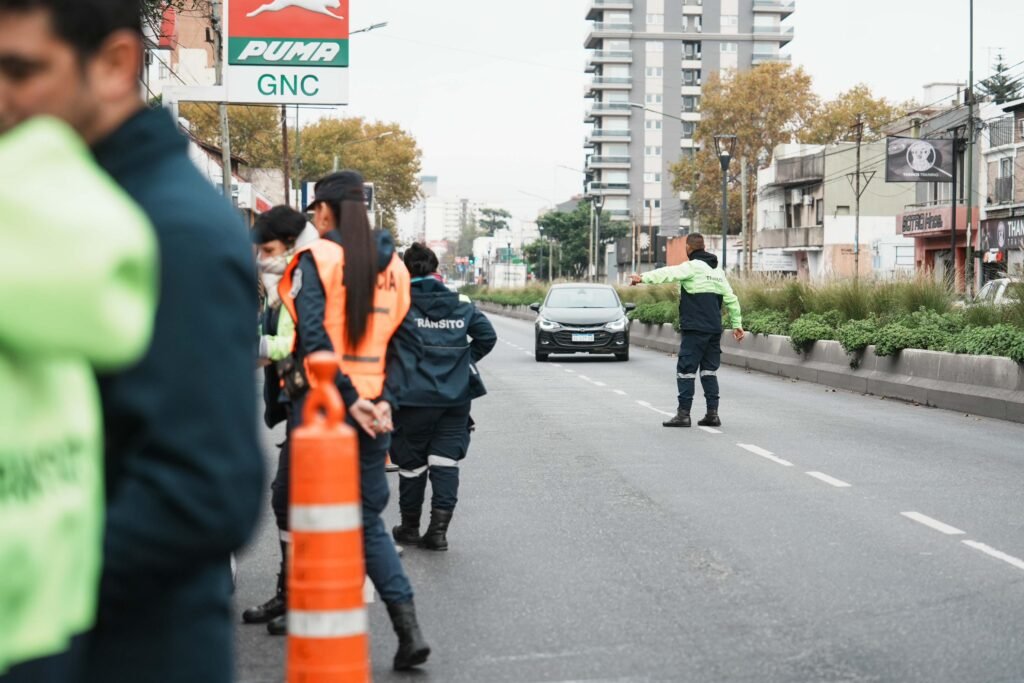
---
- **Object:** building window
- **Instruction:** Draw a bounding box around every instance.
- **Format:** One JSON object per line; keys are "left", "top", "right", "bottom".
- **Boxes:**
{"left": 682, "top": 69, "right": 701, "bottom": 86}
{"left": 645, "top": 146, "right": 663, "bottom": 156}
{"left": 720, "top": 42, "right": 738, "bottom": 53}
{"left": 644, "top": 199, "right": 662, "bottom": 209}
{"left": 1000, "top": 157, "right": 1013, "bottom": 177}
{"left": 646, "top": 94, "right": 663, "bottom": 104}
{"left": 682, "top": 95, "right": 700, "bottom": 113}
{"left": 681, "top": 121, "right": 695, "bottom": 138}
{"left": 683, "top": 41, "right": 702, "bottom": 59}
{"left": 645, "top": 67, "right": 664, "bottom": 77}
{"left": 646, "top": 13, "right": 664, "bottom": 24}
{"left": 645, "top": 119, "right": 663, "bottom": 130}
{"left": 644, "top": 172, "right": 663, "bottom": 183}
{"left": 721, "top": 15, "right": 738, "bottom": 26}
{"left": 646, "top": 41, "right": 664, "bottom": 52}
{"left": 680, "top": 148, "right": 696, "bottom": 160}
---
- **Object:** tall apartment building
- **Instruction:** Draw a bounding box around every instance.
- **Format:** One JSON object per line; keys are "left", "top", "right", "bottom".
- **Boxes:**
{"left": 584, "top": 0, "right": 795, "bottom": 235}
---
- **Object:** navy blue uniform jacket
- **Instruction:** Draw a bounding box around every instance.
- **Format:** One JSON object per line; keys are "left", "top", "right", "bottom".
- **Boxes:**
{"left": 88, "top": 107, "right": 264, "bottom": 683}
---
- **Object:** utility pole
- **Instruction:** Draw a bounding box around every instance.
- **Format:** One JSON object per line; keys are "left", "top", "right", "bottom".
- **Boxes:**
{"left": 950, "top": 134, "right": 960, "bottom": 290}
{"left": 853, "top": 114, "right": 863, "bottom": 282}
{"left": 740, "top": 157, "right": 748, "bottom": 274}
{"left": 211, "top": 2, "right": 233, "bottom": 206}
{"left": 281, "top": 105, "right": 291, "bottom": 208}
{"left": 588, "top": 201, "right": 594, "bottom": 282}
{"left": 965, "top": 0, "right": 976, "bottom": 295}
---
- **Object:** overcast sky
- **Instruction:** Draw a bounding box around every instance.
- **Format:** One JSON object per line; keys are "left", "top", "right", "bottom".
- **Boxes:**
{"left": 331, "top": 0, "right": 1023, "bottom": 225}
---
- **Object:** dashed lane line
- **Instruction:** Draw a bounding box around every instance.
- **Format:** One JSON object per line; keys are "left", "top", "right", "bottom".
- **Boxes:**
{"left": 636, "top": 400, "right": 674, "bottom": 418}
{"left": 591, "top": 381, "right": 607, "bottom": 387}
{"left": 613, "top": 390, "right": 627, "bottom": 396}
{"left": 962, "top": 541, "right": 1024, "bottom": 572}
{"left": 805, "top": 471, "right": 852, "bottom": 488}
{"left": 900, "top": 512, "right": 966, "bottom": 536}
{"left": 736, "top": 443, "right": 794, "bottom": 467}
{"left": 698, "top": 426, "right": 723, "bottom": 434}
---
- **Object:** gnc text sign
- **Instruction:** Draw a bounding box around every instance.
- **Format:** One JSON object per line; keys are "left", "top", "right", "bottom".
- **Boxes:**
{"left": 225, "top": 0, "right": 349, "bottom": 105}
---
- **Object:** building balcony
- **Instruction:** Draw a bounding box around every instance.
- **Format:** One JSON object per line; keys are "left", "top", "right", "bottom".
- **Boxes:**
{"left": 588, "top": 182, "right": 631, "bottom": 196}
{"left": 586, "top": 0, "right": 633, "bottom": 21}
{"left": 585, "top": 101, "right": 633, "bottom": 122}
{"left": 752, "top": 0, "right": 795, "bottom": 19}
{"left": 682, "top": 0, "right": 704, "bottom": 16}
{"left": 587, "top": 129, "right": 632, "bottom": 145}
{"left": 752, "top": 25, "right": 794, "bottom": 45}
{"left": 584, "top": 22, "right": 633, "bottom": 49}
{"left": 585, "top": 50, "right": 633, "bottom": 73}
{"left": 588, "top": 155, "right": 632, "bottom": 169}
{"left": 584, "top": 76, "right": 633, "bottom": 95}
{"left": 756, "top": 225, "right": 824, "bottom": 250}
{"left": 771, "top": 152, "right": 824, "bottom": 185}
{"left": 606, "top": 208, "right": 632, "bottom": 221}
{"left": 752, "top": 53, "right": 793, "bottom": 65}
{"left": 993, "top": 176, "right": 1014, "bottom": 205}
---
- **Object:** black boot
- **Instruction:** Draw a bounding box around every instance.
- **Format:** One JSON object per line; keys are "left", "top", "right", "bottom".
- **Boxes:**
{"left": 266, "top": 614, "right": 287, "bottom": 636}
{"left": 662, "top": 410, "right": 691, "bottom": 428}
{"left": 421, "top": 509, "right": 453, "bottom": 551}
{"left": 698, "top": 410, "right": 721, "bottom": 427}
{"left": 392, "top": 510, "right": 422, "bottom": 546}
{"left": 242, "top": 543, "right": 287, "bottom": 624}
{"left": 386, "top": 600, "right": 431, "bottom": 670}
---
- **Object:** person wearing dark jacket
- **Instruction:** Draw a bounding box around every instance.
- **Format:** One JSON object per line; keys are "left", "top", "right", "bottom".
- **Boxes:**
{"left": 0, "top": 2, "right": 265, "bottom": 681}
{"left": 631, "top": 233, "right": 745, "bottom": 428}
{"left": 278, "top": 171, "right": 431, "bottom": 671}
{"left": 391, "top": 243, "right": 497, "bottom": 551}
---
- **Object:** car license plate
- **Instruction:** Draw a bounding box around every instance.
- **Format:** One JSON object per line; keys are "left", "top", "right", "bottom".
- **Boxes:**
{"left": 572, "top": 333, "right": 595, "bottom": 343}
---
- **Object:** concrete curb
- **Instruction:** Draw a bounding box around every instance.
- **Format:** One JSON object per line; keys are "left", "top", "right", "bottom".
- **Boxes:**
{"left": 476, "top": 301, "right": 1024, "bottom": 424}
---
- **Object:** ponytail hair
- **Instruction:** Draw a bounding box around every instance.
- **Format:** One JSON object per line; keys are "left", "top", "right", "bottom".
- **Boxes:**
{"left": 327, "top": 196, "right": 378, "bottom": 348}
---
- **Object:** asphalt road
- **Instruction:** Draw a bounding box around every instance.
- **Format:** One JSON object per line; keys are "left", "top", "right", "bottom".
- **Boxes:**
{"left": 235, "top": 314, "right": 1024, "bottom": 683}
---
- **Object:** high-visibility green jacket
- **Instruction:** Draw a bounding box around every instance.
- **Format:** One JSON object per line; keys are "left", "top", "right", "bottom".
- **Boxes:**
{"left": 641, "top": 250, "right": 742, "bottom": 333}
{"left": 0, "top": 118, "right": 156, "bottom": 672}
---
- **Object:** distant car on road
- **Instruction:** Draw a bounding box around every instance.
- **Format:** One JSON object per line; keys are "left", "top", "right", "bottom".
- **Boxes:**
{"left": 530, "top": 283, "right": 635, "bottom": 362}
{"left": 974, "top": 277, "right": 1021, "bottom": 306}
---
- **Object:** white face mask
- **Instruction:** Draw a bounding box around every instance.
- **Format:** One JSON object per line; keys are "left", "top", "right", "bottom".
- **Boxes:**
{"left": 258, "top": 252, "right": 291, "bottom": 307}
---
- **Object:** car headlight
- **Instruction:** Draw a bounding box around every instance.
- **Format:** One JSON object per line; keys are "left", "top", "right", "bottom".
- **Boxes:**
{"left": 605, "top": 318, "right": 628, "bottom": 332}
{"left": 538, "top": 318, "right": 562, "bottom": 331}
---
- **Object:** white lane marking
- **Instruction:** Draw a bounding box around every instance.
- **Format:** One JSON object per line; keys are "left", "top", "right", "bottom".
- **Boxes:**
{"left": 577, "top": 375, "right": 591, "bottom": 381}
{"left": 699, "top": 426, "right": 723, "bottom": 434}
{"left": 564, "top": 368, "right": 575, "bottom": 373}
{"left": 736, "top": 443, "right": 794, "bottom": 467}
{"left": 552, "top": 363, "right": 563, "bottom": 368}
{"left": 636, "top": 400, "right": 675, "bottom": 417}
{"left": 900, "top": 511, "right": 966, "bottom": 536}
{"left": 805, "top": 471, "right": 852, "bottom": 488}
{"left": 591, "top": 381, "right": 607, "bottom": 387}
{"left": 613, "top": 390, "right": 627, "bottom": 396}
{"left": 962, "top": 541, "right": 1024, "bottom": 572}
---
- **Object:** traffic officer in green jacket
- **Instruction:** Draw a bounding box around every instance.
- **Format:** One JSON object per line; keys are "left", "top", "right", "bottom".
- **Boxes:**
{"left": 0, "top": 118, "right": 156, "bottom": 680}
{"left": 631, "top": 233, "right": 745, "bottom": 428}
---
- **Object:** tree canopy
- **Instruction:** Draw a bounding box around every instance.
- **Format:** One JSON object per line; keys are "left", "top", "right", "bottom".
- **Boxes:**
{"left": 478, "top": 208, "right": 512, "bottom": 236}
{"left": 180, "top": 103, "right": 283, "bottom": 168}
{"left": 530, "top": 202, "right": 628, "bottom": 279}
{"left": 978, "top": 53, "right": 1022, "bottom": 105}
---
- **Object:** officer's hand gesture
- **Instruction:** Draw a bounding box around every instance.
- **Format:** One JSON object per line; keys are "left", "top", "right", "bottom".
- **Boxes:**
{"left": 628, "top": 274, "right": 643, "bottom": 286}
{"left": 733, "top": 328, "right": 746, "bottom": 342}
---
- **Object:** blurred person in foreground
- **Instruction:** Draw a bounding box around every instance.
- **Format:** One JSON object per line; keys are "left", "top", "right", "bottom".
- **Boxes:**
{"left": 0, "top": 118, "right": 156, "bottom": 681}
{"left": 390, "top": 243, "right": 497, "bottom": 552}
{"left": 0, "top": 1, "right": 264, "bottom": 680}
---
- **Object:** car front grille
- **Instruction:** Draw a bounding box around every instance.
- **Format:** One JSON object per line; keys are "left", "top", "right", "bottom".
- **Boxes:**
{"left": 553, "top": 329, "right": 613, "bottom": 346}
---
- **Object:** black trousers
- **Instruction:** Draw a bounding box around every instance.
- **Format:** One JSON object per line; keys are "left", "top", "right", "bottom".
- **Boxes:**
{"left": 391, "top": 404, "right": 472, "bottom": 512}
{"left": 676, "top": 332, "right": 721, "bottom": 411}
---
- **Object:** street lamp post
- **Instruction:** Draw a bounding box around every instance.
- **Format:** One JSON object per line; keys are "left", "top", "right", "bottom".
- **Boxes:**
{"left": 506, "top": 241, "right": 513, "bottom": 287}
{"left": 713, "top": 134, "right": 737, "bottom": 271}
{"left": 591, "top": 193, "right": 605, "bottom": 282}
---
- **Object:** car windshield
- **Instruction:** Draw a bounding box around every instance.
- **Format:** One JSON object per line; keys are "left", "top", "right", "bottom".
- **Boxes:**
{"left": 545, "top": 287, "right": 620, "bottom": 309}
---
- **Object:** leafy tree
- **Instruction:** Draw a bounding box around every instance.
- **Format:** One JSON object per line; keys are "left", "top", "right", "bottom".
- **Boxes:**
{"left": 456, "top": 212, "right": 480, "bottom": 259}
{"left": 534, "top": 201, "right": 629, "bottom": 279}
{"left": 294, "top": 117, "right": 422, "bottom": 230}
{"left": 670, "top": 63, "right": 817, "bottom": 235}
{"left": 978, "top": 53, "right": 1023, "bottom": 105}
{"left": 478, "top": 208, "right": 512, "bottom": 236}
{"left": 179, "top": 103, "right": 282, "bottom": 168}
{"left": 799, "top": 84, "right": 911, "bottom": 145}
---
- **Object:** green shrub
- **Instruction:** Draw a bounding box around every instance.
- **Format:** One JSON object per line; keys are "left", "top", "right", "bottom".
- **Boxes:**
{"left": 946, "top": 325, "right": 1024, "bottom": 362}
{"left": 873, "top": 323, "right": 951, "bottom": 357}
{"left": 837, "top": 318, "right": 880, "bottom": 354}
{"left": 629, "top": 301, "right": 679, "bottom": 330}
{"left": 745, "top": 310, "right": 791, "bottom": 337}
{"left": 963, "top": 304, "right": 1004, "bottom": 328}
{"left": 788, "top": 312, "right": 840, "bottom": 353}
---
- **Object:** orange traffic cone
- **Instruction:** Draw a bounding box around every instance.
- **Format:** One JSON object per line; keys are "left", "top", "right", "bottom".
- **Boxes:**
{"left": 287, "top": 352, "right": 369, "bottom": 682}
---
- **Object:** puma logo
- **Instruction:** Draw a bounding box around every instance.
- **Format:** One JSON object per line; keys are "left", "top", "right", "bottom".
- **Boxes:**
{"left": 247, "top": 0, "right": 344, "bottom": 20}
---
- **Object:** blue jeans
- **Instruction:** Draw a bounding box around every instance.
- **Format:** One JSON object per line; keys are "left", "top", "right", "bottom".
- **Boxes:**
{"left": 677, "top": 332, "right": 721, "bottom": 412}
{"left": 291, "top": 396, "right": 414, "bottom": 606}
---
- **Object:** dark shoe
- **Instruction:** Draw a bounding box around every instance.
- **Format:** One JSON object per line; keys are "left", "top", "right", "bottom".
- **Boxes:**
{"left": 386, "top": 600, "right": 431, "bottom": 670}
{"left": 242, "top": 593, "right": 285, "bottom": 624}
{"left": 392, "top": 511, "right": 422, "bottom": 546}
{"left": 698, "top": 410, "right": 721, "bottom": 427}
{"left": 267, "top": 613, "right": 287, "bottom": 636}
{"left": 662, "top": 410, "right": 691, "bottom": 428}
{"left": 421, "top": 508, "right": 453, "bottom": 551}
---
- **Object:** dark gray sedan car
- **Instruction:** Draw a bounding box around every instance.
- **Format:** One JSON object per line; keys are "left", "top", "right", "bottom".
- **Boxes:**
{"left": 530, "top": 284, "right": 636, "bottom": 362}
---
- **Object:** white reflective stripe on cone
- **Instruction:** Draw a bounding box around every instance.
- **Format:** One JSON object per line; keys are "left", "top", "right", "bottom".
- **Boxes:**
{"left": 398, "top": 465, "right": 428, "bottom": 478}
{"left": 428, "top": 454, "right": 460, "bottom": 468}
{"left": 289, "top": 608, "right": 368, "bottom": 638}
{"left": 290, "top": 503, "right": 362, "bottom": 533}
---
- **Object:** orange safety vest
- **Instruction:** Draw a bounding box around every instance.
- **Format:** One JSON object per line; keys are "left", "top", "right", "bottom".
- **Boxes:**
{"left": 279, "top": 239, "right": 411, "bottom": 400}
